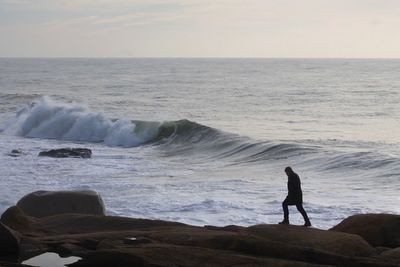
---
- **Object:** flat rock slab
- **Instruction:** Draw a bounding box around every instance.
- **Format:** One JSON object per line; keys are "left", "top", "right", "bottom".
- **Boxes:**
{"left": 19, "top": 216, "right": 385, "bottom": 266}
{"left": 29, "top": 213, "right": 186, "bottom": 235}
{"left": 39, "top": 148, "right": 92, "bottom": 158}
{"left": 70, "top": 245, "right": 333, "bottom": 267}
{"left": 245, "top": 224, "right": 375, "bottom": 257}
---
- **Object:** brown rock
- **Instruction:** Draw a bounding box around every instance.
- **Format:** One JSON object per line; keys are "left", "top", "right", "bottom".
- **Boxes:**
{"left": 330, "top": 214, "right": 400, "bottom": 248}
{"left": 74, "top": 222, "right": 380, "bottom": 266}
{"left": 56, "top": 243, "right": 89, "bottom": 257}
{"left": 379, "top": 247, "right": 400, "bottom": 261}
{"left": 0, "top": 222, "right": 21, "bottom": 256}
{"left": 70, "top": 245, "right": 333, "bottom": 267}
{"left": 4, "top": 194, "right": 399, "bottom": 267}
{"left": 245, "top": 224, "right": 375, "bottom": 257}
{"left": 376, "top": 246, "right": 392, "bottom": 254}
{"left": 29, "top": 213, "right": 186, "bottom": 235}
{"left": 1, "top": 206, "right": 35, "bottom": 232}
{"left": 96, "top": 239, "right": 121, "bottom": 250}
{"left": 1, "top": 211, "right": 397, "bottom": 267}
{"left": 15, "top": 214, "right": 347, "bottom": 266}
{"left": 16, "top": 190, "right": 105, "bottom": 218}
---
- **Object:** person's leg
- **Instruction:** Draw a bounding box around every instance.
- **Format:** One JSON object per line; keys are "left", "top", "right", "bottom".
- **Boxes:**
{"left": 296, "top": 203, "right": 311, "bottom": 226}
{"left": 279, "top": 199, "right": 289, "bottom": 224}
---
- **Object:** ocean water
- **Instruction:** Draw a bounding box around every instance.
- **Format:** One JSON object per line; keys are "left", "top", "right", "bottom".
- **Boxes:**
{"left": 0, "top": 58, "right": 399, "bottom": 229}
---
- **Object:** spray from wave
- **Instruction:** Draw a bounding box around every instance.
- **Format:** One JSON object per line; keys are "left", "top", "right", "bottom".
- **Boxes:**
{"left": 0, "top": 96, "right": 219, "bottom": 148}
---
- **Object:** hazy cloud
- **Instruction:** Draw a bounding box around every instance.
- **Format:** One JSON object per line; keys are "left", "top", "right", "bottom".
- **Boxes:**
{"left": 1, "top": 0, "right": 400, "bottom": 57}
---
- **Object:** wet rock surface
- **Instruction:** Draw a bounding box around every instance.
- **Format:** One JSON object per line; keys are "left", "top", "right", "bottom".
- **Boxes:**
{"left": 8, "top": 150, "right": 24, "bottom": 157}
{"left": 38, "top": 148, "right": 92, "bottom": 158}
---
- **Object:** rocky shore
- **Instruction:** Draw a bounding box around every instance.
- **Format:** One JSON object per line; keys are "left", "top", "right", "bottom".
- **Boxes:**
{"left": 0, "top": 190, "right": 399, "bottom": 267}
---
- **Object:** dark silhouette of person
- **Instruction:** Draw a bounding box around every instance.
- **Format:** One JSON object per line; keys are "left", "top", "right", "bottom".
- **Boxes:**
{"left": 279, "top": 167, "right": 311, "bottom": 227}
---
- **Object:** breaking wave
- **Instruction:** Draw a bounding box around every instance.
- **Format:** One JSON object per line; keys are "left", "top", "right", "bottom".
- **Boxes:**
{"left": 1, "top": 96, "right": 219, "bottom": 147}
{"left": 1, "top": 96, "right": 399, "bottom": 175}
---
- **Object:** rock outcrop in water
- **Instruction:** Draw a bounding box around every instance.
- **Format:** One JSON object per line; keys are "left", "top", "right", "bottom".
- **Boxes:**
{"left": 16, "top": 190, "right": 105, "bottom": 218}
{"left": 0, "top": 191, "right": 399, "bottom": 267}
{"left": 38, "top": 148, "right": 92, "bottom": 158}
{"left": 8, "top": 149, "right": 24, "bottom": 157}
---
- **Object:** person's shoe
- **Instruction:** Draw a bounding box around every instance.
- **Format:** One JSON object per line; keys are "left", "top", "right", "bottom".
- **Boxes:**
{"left": 278, "top": 219, "right": 289, "bottom": 225}
{"left": 303, "top": 220, "right": 312, "bottom": 227}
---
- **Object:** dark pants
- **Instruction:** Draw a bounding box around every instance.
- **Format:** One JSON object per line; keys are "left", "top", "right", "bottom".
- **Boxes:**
{"left": 283, "top": 198, "right": 310, "bottom": 222}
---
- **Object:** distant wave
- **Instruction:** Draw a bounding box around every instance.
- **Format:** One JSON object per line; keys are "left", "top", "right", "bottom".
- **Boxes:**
{"left": 2, "top": 96, "right": 399, "bottom": 175}
{"left": 0, "top": 93, "right": 42, "bottom": 103}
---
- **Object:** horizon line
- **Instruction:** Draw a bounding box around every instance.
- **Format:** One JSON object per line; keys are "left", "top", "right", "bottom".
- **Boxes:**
{"left": 1, "top": 56, "right": 400, "bottom": 60}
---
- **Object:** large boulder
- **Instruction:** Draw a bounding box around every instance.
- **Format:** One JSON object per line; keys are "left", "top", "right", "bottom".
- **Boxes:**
{"left": 0, "top": 222, "right": 20, "bottom": 256}
{"left": 16, "top": 190, "right": 105, "bottom": 218}
{"left": 38, "top": 148, "right": 92, "bottom": 158}
{"left": 330, "top": 214, "right": 400, "bottom": 248}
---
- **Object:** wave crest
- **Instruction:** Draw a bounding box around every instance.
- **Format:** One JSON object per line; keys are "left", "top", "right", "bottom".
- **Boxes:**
{"left": 2, "top": 97, "right": 214, "bottom": 148}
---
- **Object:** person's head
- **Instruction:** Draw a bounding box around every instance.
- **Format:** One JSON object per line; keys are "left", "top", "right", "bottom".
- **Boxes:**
{"left": 285, "top": 167, "right": 293, "bottom": 176}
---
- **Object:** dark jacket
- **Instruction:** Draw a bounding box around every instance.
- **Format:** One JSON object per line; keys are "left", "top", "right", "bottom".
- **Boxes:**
{"left": 286, "top": 172, "right": 303, "bottom": 204}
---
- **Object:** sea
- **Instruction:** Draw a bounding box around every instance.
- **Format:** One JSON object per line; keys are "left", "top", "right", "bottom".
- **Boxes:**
{"left": 0, "top": 58, "right": 399, "bottom": 229}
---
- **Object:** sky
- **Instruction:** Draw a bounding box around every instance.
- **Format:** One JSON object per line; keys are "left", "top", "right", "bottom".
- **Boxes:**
{"left": 1, "top": 0, "right": 400, "bottom": 58}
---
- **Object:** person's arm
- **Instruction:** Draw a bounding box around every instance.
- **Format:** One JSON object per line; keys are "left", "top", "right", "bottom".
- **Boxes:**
{"left": 293, "top": 175, "right": 302, "bottom": 195}
{"left": 288, "top": 178, "right": 295, "bottom": 195}
{"left": 288, "top": 174, "right": 301, "bottom": 196}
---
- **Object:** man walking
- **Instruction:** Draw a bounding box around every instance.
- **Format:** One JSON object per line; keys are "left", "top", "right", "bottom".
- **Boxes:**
{"left": 279, "top": 167, "right": 311, "bottom": 227}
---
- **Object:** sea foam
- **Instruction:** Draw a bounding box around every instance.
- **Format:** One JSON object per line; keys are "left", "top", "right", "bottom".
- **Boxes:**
{"left": 2, "top": 97, "right": 161, "bottom": 147}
